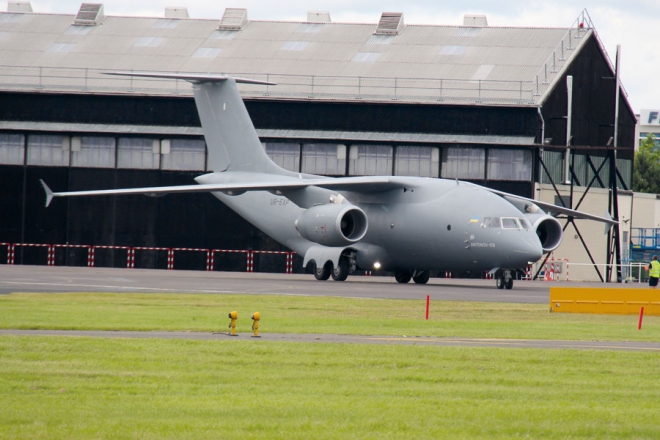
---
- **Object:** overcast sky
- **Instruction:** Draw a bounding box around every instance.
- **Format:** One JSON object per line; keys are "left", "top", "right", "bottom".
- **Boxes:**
{"left": 16, "top": 1, "right": 660, "bottom": 113}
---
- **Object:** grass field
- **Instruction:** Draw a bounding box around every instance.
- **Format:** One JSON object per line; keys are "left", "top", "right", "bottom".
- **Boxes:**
{"left": 1, "top": 292, "right": 659, "bottom": 341}
{"left": 1, "top": 292, "right": 660, "bottom": 439}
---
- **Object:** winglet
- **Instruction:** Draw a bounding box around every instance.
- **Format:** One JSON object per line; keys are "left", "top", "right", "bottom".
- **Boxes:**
{"left": 40, "top": 179, "right": 54, "bottom": 207}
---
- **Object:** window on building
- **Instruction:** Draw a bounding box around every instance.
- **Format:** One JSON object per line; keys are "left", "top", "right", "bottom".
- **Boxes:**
{"left": 441, "top": 147, "right": 484, "bottom": 179}
{"left": 349, "top": 145, "right": 393, "bottom": 176}
{"left": 617, "top": 158, "right": 632, "bottom": 189}
{"left": 0, "top": 133, "right": 25, "bottom": 165}
{"left": 264, "top": 142, "right": 300, "bottom": 172}
{"left": 161, "top": 139, "right": 206, "bottom": 171}
{"left": 395, "top": 146, "right": 439, "bottom": 178}
{"left": 302, "top": 143, "right": 346, "bottom": 175}
{"left": 193, "top": 47, "right": 222, "bottom": 58}
{"left": 27, "top": 134, "right": 69, "bottom": 166}
{"left": 487, "top": 149, "right": 532, "bottom": 180}
{"left": 117, "top": 138, "right": 159, "bottom": 169}
{"left": 541, "top": 150, "right": 564, "bottom": 184}
{"left": 71, "top": 136, "right": 115, "bottom": 168}
{"left": 135, "top": 37, "right": 164, "bottom": 47}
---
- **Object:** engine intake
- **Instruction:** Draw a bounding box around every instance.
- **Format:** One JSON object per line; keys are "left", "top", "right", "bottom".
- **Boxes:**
{"left": 532, "top": 215, "right": 563, "bottom": 252}
{"left": 295, "top": 204, "right": 368, "bottom": 247}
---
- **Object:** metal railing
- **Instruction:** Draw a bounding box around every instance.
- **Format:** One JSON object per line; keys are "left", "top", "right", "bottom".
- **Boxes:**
{"left": 531, "top": 9, "right": 593, "bottom": 98}
{"left": 1, "top": 242, "right": 295, "bottom": 274}
{"left": 0, "top": 64, "right": 540, "bottom": 105}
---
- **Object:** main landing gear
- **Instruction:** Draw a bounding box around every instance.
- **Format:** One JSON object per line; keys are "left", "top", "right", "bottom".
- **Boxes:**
{"left": 314, "top": 262, "right": 331, "bottom": 281}
{"left": 311, "top": 252, "right": 355, "bottom": 282}
{"left": 394, "top": 270, "right": 430, "bottom": 285}
{"left": 494, "top": 269, "right": 514, "bottom": 290}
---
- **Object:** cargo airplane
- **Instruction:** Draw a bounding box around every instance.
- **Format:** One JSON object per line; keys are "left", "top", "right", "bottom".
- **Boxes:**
{"left": 41, "top": 72, "right": 616, "bottom": 289}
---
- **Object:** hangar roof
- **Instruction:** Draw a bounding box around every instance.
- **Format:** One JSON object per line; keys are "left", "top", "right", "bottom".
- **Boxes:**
{"left": 0, "top": 6, "right": 611, "bottom": 106}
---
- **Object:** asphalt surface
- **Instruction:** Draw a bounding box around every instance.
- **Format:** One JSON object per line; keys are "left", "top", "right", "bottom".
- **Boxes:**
{"left": 0, "top": 264, "right": 638, "bottom": 303}
{"left": 1, "top": 330, "right": 658, "bottom": 352}
{"left": 0, "top": 265, "right": 650, "bottom": 303}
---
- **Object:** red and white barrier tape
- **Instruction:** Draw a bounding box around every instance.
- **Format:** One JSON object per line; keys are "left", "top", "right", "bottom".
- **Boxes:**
{"left": 91, "top": 245, "right": 131, "bottom": 268}
{"left": 131, "top": 247, "right": 171, "bottom": 270}
{"left": 172, "top": 248, "right": 212, "bottom": 271}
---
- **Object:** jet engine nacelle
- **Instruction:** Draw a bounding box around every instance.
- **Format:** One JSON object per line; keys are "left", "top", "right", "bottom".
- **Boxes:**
{"left": 529, "top": 214, "right": 563, "bottom": 253}
{"left": 295, "top": 204, "right": 368, "bottom": 247}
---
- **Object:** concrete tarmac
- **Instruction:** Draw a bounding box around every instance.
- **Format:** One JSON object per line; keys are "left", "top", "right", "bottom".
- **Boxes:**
{"left": 0, "top": 265, "right": 648, "bottom": 303}
{"left": 1, "top": 329, "right": 658, "bottom": 352}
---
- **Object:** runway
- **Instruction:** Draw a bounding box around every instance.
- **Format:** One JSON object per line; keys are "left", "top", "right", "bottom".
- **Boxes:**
{"left": 0, "top": 264, "right": 561, "bottom": 303}
{"left": 0, "top": 265, "right": 647, "bottom": 303}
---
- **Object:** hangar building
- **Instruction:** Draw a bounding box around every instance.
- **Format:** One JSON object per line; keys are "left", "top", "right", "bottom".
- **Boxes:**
{"left": 0, "top": 3, "right": 636, "bottom": 277}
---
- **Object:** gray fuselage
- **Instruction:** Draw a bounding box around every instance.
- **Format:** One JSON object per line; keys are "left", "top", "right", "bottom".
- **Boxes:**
{"left": 198, "top": 172, "right": 543, "bottom": 273}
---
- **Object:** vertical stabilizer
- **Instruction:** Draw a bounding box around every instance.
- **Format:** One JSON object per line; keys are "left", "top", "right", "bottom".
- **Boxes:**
{"left": 102, "top": 71, "right": 291, "bottom": 175}
{"left": 192, "top": 78, "right": 287, "bottom": 175}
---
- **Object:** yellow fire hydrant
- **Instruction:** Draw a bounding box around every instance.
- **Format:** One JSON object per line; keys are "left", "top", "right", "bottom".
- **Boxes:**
{"left": 228, "top": 311, "right": 238, "bottom": 336}
{"left": 251, "top": 312, "right": 261, "bottom": 338}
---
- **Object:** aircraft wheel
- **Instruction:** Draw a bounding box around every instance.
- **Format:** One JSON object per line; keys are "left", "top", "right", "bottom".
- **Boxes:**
{"left": 495, "top": 276, "right": 505, "bottom": 289}
{"left": 331, "top": 258, "right": 349, "bottom": 282}
{"left": 314, "top": 262, "right": 331, "bottom": 281}
{"left": 394, "top": 270, "right": 412, "bottom": 284}
{"left": 504, "top": 278, "right": 514, "bottom": 290}
{"left": 413, "top": 271, "right": 430, "bottom": 284}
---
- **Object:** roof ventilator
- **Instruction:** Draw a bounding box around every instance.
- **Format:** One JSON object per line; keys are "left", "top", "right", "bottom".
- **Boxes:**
{"left": 374, "top": 12, "right": 404, "bottom": 35}
{"left": 165, "top": 7, "right": 189, "bottom": 19}
{"left": 307, "top": 11, "right": 331, "bottom": 23}
{"left": 8, "top": 1, "right": 32, "bottom": 13}
{"left": 463, "top": 14, "right": 488, "bottom": 27}
{"left": 217, "top": 8, "right": 248, "bottom": 31}
{"left": 73, "top": 3, "right": 105, "bottom": 26}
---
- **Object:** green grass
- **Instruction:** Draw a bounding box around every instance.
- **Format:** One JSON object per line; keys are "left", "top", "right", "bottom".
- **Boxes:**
{"left": 1, "top": 336, "right": 659, "bottom": 439}
{"left": 1, "top": 292, "right": 660, "bottom": 439}
{"left": 1, "top": 292, "right": 659, "bottom": 341}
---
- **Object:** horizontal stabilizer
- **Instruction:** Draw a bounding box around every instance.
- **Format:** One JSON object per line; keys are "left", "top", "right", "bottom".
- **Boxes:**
{"left": 104, "top": 71, "right": 276, "bottom": 86}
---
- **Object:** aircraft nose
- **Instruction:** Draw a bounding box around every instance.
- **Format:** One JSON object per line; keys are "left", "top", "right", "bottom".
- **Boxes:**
{"left": 527, "top": 232, "right": 543, "bottom": 262}
{"left": 517, "top": 232, "right": 544, "bottom": 265}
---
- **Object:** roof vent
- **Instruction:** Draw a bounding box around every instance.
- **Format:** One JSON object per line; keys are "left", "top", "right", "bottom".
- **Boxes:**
{"left": 307, "top": 11, "right": 331, "bottom": 23}
{"left": 7, "top": 1, "right": 32, "bottom": 12}
{"left": 165, "top": 7, "right": 189, "bottom": 19}
{"left": 217, "top": 8, "right": 248, "bottom": 31}
{"left": 74, "top": 3, "right": 105, "bottom": 26}
{"left": 463, "top": 14, "right": 488, "bottom": 27}
{"left": 375, "top": 12, "right": 404, "bottom": 35}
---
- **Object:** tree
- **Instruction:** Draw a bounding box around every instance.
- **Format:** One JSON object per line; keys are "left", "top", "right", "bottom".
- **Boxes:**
{"left": 633, "top": 134, "right": 660, "bottom": 193}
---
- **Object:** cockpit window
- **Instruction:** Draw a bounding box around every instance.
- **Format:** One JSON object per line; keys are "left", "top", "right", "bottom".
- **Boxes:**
{"left": 501, "top": 217, "right": 519, "bottom": 229}
{"left": 480, "top": 217, "right": 500, "bottom": 228}
{"left": 520, "top": 218, "right": 533, "bottom": 230}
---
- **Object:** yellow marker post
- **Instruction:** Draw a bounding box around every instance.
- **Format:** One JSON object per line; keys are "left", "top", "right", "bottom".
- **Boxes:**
{"left": 251, "top": 312, "right": 261, "bottom": 338}
{"left": 228, "top": 310, "right": 238, "bottom": 336}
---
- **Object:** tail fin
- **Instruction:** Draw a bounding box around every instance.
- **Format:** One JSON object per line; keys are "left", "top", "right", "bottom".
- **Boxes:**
{"left": 104, "top": 72, "right": 290, "bottom": 175}
{"left": 193, "top": 79, "right": 285, "bottom": 174}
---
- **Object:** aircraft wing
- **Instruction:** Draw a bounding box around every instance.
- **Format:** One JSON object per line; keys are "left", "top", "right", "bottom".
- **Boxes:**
{"left": 40, "top": 177, "right": 402, "bottom": 207}
{"left": 475, "top": 184, "right": 618, "bottom": 225}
